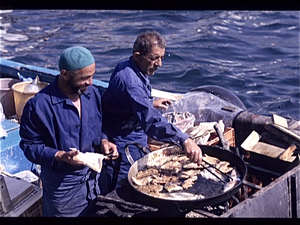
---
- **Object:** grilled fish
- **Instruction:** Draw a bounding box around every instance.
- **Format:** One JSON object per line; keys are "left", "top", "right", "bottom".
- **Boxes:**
{"left": 136, "top": 168, "right": 160, "bottom": 179}
{"left": 182, "top": 176, "right": 198, "bottom": 190}
{"left": 151, "top": 174, "right": 178, "bottom": 185}
{"left": 131, "top": 147, "right": 240, "bottom": 200}
{"left": 132, "top": 175, "right": 153, "bottom": 186}
{"left": 164, "top": 181, "right": 183, "bottom": 193}
{"left": 160, "top": 161, "right": 182, "bottom": 174}
{"left": 137, "top": 184, "right": 164, "bottom": 196}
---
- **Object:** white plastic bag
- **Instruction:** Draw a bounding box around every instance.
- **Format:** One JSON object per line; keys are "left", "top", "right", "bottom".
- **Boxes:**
{"left": 162, "top": 111, "right": 195, "bottom": 133}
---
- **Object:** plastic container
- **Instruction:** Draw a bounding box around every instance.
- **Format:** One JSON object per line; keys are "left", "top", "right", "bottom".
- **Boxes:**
{"left": 0, "top": 78, "right": 21, "bottom": 116}
{"left": 12, "top": 81, "right": 49, "bottom": 120}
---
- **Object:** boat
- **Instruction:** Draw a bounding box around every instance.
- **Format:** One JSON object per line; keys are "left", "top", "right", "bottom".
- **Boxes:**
{"left": 0, "top": 57, "right": 300, "bottom": 217}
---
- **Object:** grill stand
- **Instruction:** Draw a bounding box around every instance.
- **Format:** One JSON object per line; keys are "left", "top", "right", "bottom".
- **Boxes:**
{"left": 93, "top": 162, "right": 300, "bottom": 218}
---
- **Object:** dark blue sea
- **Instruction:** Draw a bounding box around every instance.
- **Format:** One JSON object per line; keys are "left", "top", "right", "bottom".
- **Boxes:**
{"left": 1, "top": 10, "right": 299, "bottom": 120}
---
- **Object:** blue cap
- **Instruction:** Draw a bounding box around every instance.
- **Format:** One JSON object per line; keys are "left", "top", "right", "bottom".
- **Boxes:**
{"left": 58, "top": 46, "right": 95, "bottom": 71}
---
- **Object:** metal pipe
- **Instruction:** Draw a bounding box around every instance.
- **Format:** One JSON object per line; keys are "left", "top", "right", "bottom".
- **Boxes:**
{"left": 242, "top": 180, "right": 262, "bottom": 190}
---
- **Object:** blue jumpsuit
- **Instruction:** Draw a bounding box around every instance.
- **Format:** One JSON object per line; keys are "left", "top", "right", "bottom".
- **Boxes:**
{"left": 19, "top": 76, "right": 106, "bottom": 217}
{"left": 101, "top": 56, "right": 189, "bottom": 191}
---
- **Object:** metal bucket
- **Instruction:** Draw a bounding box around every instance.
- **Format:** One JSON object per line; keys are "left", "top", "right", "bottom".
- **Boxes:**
{"left": 12, "top": 81, "right": 49, "bottom": 120}
{"left": 0, "top": 78, "right": 21, "bottom": 116}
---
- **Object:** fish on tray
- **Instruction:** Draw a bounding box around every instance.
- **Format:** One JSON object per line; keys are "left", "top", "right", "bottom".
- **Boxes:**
{"left": 131, "top": 152, "right": 241, "bottom": 200}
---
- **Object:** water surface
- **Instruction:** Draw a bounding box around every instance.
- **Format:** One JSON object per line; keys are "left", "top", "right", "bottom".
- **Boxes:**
{"left": 1, "top": 10, "right": 299, "bottom": 120}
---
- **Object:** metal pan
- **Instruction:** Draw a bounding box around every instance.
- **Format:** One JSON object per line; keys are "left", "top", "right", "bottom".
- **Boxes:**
{"left": 127, "top": 144, "right": 247, "bottom": 210}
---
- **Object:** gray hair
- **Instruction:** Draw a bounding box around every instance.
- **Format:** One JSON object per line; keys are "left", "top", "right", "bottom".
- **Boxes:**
{"left": 133, "top": 30, "right": 167, "bottom": 55}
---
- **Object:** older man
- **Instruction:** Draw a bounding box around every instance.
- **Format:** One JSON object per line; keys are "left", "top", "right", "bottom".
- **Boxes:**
{"left": 101, "top": 31, "right": 202, "bottom": 191}
{"left": 19, "top": 46, "right": 118, "bottom": 217}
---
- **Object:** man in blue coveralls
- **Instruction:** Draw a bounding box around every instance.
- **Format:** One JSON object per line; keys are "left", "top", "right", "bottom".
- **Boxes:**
{"left": 101, "top": 31, "right": 202, "bottom": 192}
{"left": 19, "top": 46, "right": 118, "bottom": 217}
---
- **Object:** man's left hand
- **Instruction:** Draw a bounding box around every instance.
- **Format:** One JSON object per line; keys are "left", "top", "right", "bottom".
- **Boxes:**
{"left": 101, "top": 139, "right": 119, "bottom": 160}
{"left": 153, "top": 98, "right": 172, "bottom": 110}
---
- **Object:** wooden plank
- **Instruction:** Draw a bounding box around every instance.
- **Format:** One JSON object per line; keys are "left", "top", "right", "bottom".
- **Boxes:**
{"left": 273, "top": 124, "right": 300, "bottom": 141}
{"left": 251, "top": 142, "right": 285, "bottom": 158}
{"left": 289, "top": 120, "right": 300, "bottom": 131}
{"left": 241, "top": 130, "right": 297, "bottom": 162}
{"left": 279, "top": 144, "right": 297, "bottom": 161}
{"left": 243, "top": 140, "right": 296, "bottom": 162}
{"left": 273, "top": 114, "right": 288, "bottom": 128}
{"left": 241, "top": 130, "right": 261, "bottom": 151}
{"left": 265, "top": 123, "right": 300, "bottom": 149}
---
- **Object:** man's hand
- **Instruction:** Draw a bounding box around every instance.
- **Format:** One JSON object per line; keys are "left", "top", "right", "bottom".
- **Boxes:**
{"left": 54, "top": 150, "right": 85, "bottom": 166}
{"left": 153, "top": 98, "right": 172, "bottom": 111}
{"left": 182, "top": 138, "right": 202, "bottom": 165}
{"left": 101, "top": 139, "right": 119, "bottom": 160}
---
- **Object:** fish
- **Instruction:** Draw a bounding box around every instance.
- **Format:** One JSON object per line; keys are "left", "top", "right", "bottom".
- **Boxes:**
{"left": 171, "top": 154, "right": 188, "bottom": 162}
{"left": 222, "top": 167, "right": 241, "bottom": 192}
{"left": 146, "top": 156, "right": 171, "bottom": 168}
{"left": 132, "top": 175, "right": 153, "bottom": 186}
{"left": 160, "top": 161, "right": 182, "bottom": 174}
{"left": 136, "top": 168, "right": 160, "bottom": 179}
{"left": 137, "top": 184, "right": 164, "bottom": 196}
{"left": 131, "top": 146, "right": 240, "bottom": 200}
{"left": 164, "top": 181, "right": 183, "bottom": 193}
{"left": 216, "top": 161, "right": 233, "bottom": 174}
{"left": 183, "top": 162, "right": 203, "bottom": 169}
{"left": 182, "top": 176, "right": 198, "bottom": 190}
{"left": 200, "top": 167, "right": 224, "bottom": 182}
{"left": 151, "top": 174, "right": 178, "bottom": 185}
{"left": 202, "top": 154, "right": 220, "bottom": 165}
{"left": 179, "top": 169, "right": 201, "bottom": 178}
{"left": 222, "top": 177, "right": 241, "bottom": 192}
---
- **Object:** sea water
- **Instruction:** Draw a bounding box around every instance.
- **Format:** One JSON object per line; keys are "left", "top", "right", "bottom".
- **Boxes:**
{"left": 1, "top": 10, "right": 299, "bottom": 120}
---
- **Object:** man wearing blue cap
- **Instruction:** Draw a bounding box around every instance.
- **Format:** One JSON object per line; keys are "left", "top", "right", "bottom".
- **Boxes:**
{"left": 19, "top": 46, "right": 118, "bottom": 217}
{"left": 101, "top": 31, "right": 202, "bottom": 191}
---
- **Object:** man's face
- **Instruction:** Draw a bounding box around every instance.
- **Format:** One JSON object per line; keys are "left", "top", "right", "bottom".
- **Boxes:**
{"left": 134, "top": 46, "right": 165, "bottom": 76}
{"left": 67, "top": 63, "right": 95, "bottom": 95}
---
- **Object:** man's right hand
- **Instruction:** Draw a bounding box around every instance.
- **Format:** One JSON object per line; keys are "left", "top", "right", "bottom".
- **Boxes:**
{"left": 55, "top": 150, "right": 85, "bottom": 166}
{"left": 182, "top": 138, "right": 202, "bottom": 166}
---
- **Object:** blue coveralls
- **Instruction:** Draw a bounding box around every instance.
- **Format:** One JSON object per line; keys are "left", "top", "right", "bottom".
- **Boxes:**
{"left": 19, "top": 76, "right": 106, "bottom": 217}
{"left": 101, "top": 56, "right": 189, "bottom": 192}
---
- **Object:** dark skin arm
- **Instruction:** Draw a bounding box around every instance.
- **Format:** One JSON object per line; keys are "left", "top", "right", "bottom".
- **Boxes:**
{"left": 54, "top": 139, "right": 119, "bottom": 165}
